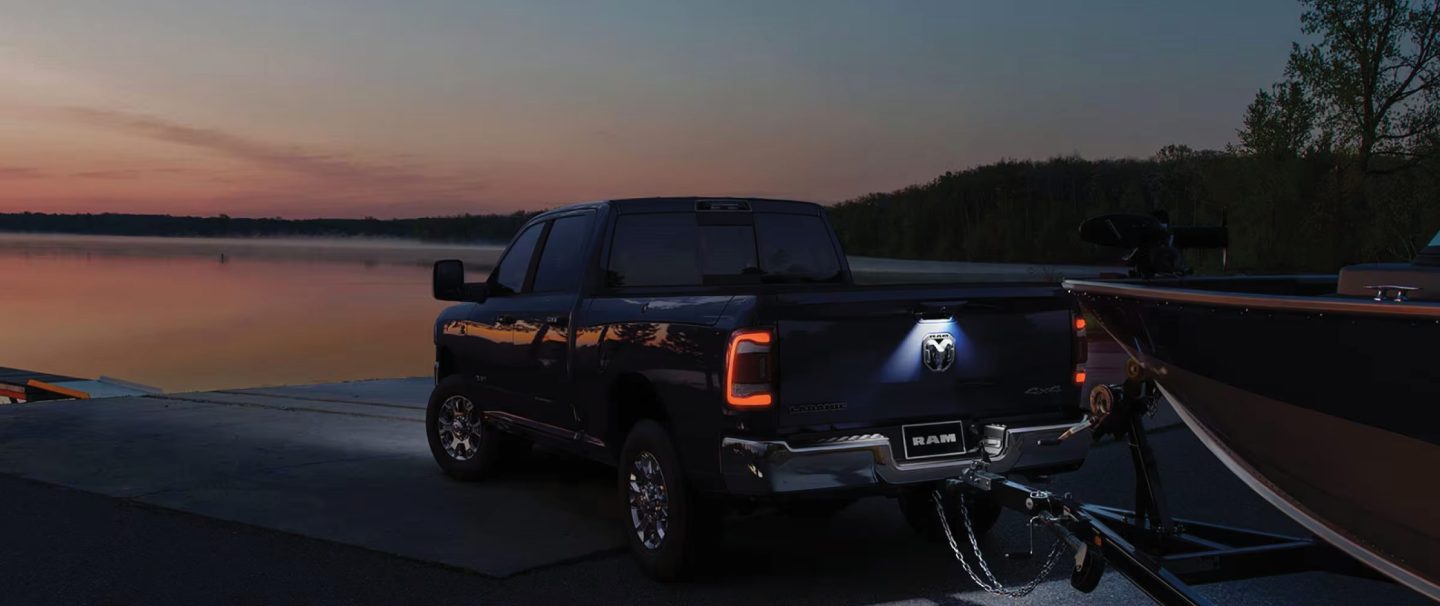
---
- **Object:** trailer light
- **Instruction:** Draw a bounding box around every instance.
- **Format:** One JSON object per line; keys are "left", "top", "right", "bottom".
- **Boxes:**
{"left": 1074, "top": 368, "right": 1088, "bottom": 384}
{"left": 726, "top": 328, "right": 774, "bottom": 407}
{"left": 1074, "top": 317, "right": 1087, "bottom": 332}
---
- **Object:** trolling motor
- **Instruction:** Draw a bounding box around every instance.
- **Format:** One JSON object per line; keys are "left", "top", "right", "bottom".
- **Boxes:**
{"left": 1079, "top": 211, "right": 1229, "bottom": 278}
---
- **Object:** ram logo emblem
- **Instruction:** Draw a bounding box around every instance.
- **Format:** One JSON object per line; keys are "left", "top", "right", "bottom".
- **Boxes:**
{"left": 912, "top": 433, "right": 957, "bottom": 446}
{"left": 921, "top": 333, "right": 956, "bottom": 372}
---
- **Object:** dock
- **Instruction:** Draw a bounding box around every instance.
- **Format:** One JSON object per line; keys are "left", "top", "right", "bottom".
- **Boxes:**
{"left": 0, "top": 367, "right": 158, "bottom": 404}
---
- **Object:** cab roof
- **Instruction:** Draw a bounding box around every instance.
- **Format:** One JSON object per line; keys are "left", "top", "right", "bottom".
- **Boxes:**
{"left": 532, "top": 197, "right": 824, "bottom": 220}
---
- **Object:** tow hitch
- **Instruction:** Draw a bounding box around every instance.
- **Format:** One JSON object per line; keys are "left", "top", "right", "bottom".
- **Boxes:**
{"left": 931, "top": 485, "right": 1103, "bottom": 598}
{"left": 933, "top": 364, "right": 1377, "bottom": 605}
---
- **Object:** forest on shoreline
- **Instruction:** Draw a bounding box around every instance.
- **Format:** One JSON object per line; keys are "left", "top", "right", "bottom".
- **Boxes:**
{"left": 9, "top": 141, "right": 1436, "bottom": 274}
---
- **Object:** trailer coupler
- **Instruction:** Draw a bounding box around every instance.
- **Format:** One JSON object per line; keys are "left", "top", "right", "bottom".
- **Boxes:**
{"left": 940, "top": 469, "right": 1105, "bottom": 595}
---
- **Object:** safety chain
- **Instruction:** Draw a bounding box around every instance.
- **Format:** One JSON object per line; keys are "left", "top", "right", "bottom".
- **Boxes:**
{"left": 931, "top": 489, "right": 1066, "bottom": 598}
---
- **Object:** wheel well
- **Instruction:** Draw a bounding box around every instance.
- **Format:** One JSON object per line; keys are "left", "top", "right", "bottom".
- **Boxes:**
{"left": 608, "top": 372, "right": 665, "bottom": 455}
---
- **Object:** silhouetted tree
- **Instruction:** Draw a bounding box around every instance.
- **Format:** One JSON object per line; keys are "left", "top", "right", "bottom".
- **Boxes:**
{"left": 1287, "top": 0, "right": 1440, "bottom": 173}
{"left": 1237, "top": 81, "right": 1317, "bottom": 158}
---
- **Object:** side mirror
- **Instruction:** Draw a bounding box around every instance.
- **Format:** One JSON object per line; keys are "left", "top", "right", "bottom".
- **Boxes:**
{"left": 433, "top": 259, "right": 486, "bottom": 302}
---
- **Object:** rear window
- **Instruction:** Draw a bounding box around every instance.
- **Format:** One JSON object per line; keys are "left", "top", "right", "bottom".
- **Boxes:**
{"left": 754, "top": 214, "right": 843, "bottom": 283}
{"left": 606, "top": 212, "right": 842, "bottom": 287}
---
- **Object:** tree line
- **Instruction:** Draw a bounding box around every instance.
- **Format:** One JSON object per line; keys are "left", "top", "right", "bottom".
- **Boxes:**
{"left": 831, "top": 0, "right": 1440, "bottom": 273}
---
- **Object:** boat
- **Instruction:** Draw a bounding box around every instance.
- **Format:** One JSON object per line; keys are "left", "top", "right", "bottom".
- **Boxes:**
{"left": 1062, "top": 214, "right": 1440, "bottom": 601}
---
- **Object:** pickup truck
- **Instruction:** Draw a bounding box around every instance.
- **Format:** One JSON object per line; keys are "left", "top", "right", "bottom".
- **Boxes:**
{"left": 428, "top": 197, "right": 1090, "bottom": 579}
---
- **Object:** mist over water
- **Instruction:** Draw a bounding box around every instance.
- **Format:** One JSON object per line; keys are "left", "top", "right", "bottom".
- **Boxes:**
{"left": 0, "top": 234, "right": 500, "bottom": 392}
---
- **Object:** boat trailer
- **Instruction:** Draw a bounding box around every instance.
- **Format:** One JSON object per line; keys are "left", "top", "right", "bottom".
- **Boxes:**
{"left": 933, "top": 360, "right": 1381, "bottom": 605}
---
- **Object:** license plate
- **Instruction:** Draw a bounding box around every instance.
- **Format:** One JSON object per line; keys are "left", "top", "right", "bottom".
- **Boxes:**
{"left": 901, "top": 421, "right": 967, "bottom": 459}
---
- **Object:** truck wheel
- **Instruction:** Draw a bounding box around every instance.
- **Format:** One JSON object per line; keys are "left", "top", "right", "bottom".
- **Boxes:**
{"left": 618, "top": 420, "right": 715, "bottom": 580}
{"left": 426, "top": 375, "right": 504, "bottom": 481}
{"left": 898, "top": 488, "right": 1002, "bottom": 542}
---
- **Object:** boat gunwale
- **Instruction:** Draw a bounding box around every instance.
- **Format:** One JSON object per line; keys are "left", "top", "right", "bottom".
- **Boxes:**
{"left": 1063, "top": 277, "right": 1440, "bottom": 319}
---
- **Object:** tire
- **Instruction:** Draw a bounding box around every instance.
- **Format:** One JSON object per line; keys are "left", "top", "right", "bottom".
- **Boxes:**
{"left": 618, "top": 420, "right": 717, "bottom": 581}
{"left": 426, "top": 375, "right": 505, "bottom": 481}
{"left": 898, "top": 487, "right": 1002, "bottom": 542}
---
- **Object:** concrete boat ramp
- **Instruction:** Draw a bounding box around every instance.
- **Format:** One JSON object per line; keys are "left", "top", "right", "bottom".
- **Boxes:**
{"left": 0, "top": 372, "right": 1426, "bottom": 604}
{"left": 0, "top": 378, "right": 622, "bottom": 578}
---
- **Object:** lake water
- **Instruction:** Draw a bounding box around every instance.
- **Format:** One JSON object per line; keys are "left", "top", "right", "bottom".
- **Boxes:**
{"left": 1, "top": 234, "right": 501, "bottom": 392}
{"left": 0, "top": 233, "right": 1111, "bottom": 393}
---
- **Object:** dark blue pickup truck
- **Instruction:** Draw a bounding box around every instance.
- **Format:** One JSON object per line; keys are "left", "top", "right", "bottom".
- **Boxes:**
{"left": 428, "top": 197, "right": 1089, "bottom": 579}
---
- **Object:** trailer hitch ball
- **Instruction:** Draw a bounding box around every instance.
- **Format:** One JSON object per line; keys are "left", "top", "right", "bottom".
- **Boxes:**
{"left": 1070, "top": 543, "right": 1105, "bottom": 593}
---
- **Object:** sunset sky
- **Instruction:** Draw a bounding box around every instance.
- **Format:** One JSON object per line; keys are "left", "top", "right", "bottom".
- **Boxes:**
{"left": 1, "top": 1, "right": 1301, "bottom": 218}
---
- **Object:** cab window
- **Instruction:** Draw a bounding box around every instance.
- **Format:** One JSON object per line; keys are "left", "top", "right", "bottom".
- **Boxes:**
{"left": 531, "top": 214, "right": 594, "bottom": 293}
{"left": 491, "top": 222, "right": 544, "bottom": 295}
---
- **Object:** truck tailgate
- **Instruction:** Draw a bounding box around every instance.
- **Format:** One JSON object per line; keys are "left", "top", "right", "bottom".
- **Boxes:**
{"left": 770, "top": 284, "right": 1077, "bottom": 432}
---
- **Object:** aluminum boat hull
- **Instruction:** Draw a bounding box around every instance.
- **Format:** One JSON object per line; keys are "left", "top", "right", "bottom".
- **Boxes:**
{"left": 1065, "top": 277, "right": 1440, "bottom": 600}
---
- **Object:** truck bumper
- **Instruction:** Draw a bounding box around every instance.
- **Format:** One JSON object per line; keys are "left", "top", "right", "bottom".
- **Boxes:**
{"left": 719, "top": 423, "right": 1088, "bottom": 496}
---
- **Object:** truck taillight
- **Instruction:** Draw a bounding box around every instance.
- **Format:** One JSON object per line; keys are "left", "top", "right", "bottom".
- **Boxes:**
{"left": 725, "top": 328, "right": 774, "bottom": 408}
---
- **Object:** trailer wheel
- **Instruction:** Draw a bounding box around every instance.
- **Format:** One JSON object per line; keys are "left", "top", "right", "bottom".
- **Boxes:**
{"left": 899, "top": 488, "right": 1001, "bottom": 541}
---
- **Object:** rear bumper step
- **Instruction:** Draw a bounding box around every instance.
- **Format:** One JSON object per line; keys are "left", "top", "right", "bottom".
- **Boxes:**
{"left": 719, "top": 422, "right": 1089, "bottom": 495}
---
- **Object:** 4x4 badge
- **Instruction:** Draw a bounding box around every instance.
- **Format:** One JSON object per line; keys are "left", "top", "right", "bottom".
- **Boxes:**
{"left": 921, "top": 333, "right": 955, "bottom": 372}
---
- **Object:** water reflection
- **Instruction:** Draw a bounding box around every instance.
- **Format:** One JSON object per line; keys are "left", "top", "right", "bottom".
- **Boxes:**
{"left": 0, "top": 235, "right": 498, "bottom": 392}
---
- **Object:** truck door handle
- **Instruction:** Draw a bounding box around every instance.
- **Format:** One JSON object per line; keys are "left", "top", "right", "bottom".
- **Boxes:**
{"left": 496, "top": 314, "right": 516, "bottom": 325}
{"left": 545, "top": 315, "right": 568, "bottom": 327}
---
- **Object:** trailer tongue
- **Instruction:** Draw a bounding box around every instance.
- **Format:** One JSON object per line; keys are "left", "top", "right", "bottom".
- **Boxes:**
{"left": 933, "top": 362, "right": 1378, "bottom": 605}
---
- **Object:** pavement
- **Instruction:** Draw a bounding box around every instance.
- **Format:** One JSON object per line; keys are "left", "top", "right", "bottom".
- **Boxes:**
{"left": 0, "top": 357, "right": 1427, "bottom": 605}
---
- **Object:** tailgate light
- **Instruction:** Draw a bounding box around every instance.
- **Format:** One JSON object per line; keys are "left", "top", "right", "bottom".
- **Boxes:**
{"left": 725, "top": 328, "right": 774, "bottom": 407}
{"left": 1072, "top": 311, "right": 1088, "bottom": 385}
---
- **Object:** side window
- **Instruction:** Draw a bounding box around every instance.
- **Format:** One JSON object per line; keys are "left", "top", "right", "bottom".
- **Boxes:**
{"left": 491, "top": 222, "right": 544, "bottom": 295}
{"left": 531, "top": 214, "right": 594, "bottom": 293}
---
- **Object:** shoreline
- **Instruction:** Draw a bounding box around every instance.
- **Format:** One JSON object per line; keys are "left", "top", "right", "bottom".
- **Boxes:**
{"left": 0, "top": 232, "right": 504, "bottom": 268}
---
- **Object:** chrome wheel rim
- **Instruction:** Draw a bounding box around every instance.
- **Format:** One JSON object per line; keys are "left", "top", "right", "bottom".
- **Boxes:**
{"left": 437, "top": 395, "right": 482, "bottom": 461}
{"left": 627, "top": 451, "right": 669, "bottom": 550}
